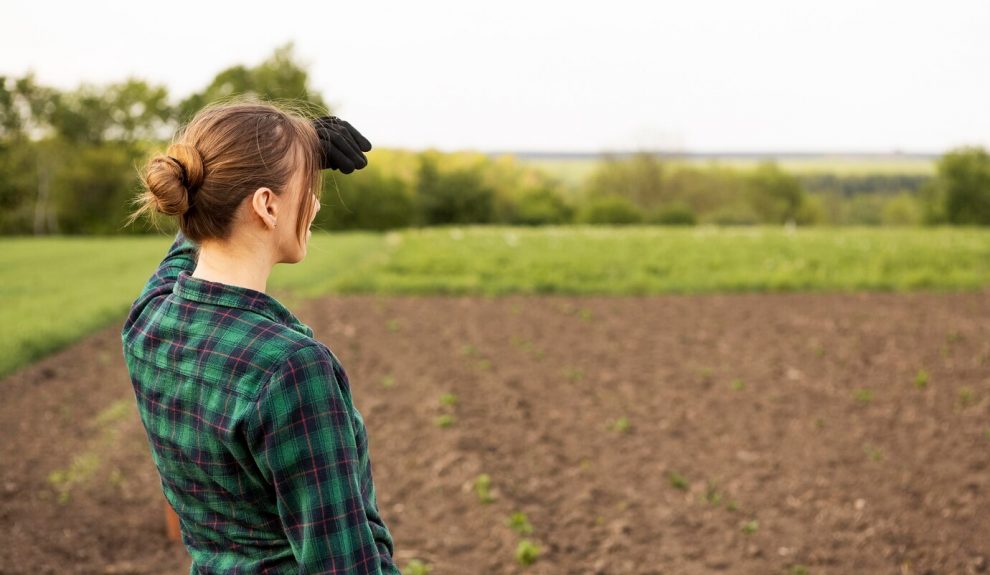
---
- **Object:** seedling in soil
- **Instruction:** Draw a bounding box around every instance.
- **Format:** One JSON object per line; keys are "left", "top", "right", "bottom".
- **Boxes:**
{"left": 914, "top": 369, "right": 929, "bottom": 389}
{"left": 703, "top": 480, "right": 722, "bottom": 506}
{"left": 730, "top": 379, "right": 745, "bottom": 391}
{"left": 515, "top": 539, "right": 540, "bottom": 566}
{"left": 863, "top": 444, "right": 883, "bottom": 462}
{"left": 789, "top": 565, "right": 810, "bottom": 575}
{"left": 405, "top": 559, "right": 432, "bottom": 575}
{"left": 813, "top": 344, "right": 826, "bottom": 358}
{"left": 48, "top": 452, "right": 101, "bottom": 504}
{"left": 813, "top": 418, "right": 826, "bottom": 429}
{"left": 386, "top": 319, "right": 400, "bottom": 333}
{"left": 578, "top": 458, "right": 592, "bottom": 471}
{"left": 439, "top": 392, "right": 458, "bottom": 407}
{"left": 958, "top": 387, "right": 976, "bottom": 409}
{"left": 474, "top": 473, "right": 495, "bottom": 503}
{"left": 984, "top": 429, "right": 990, "bottom": 441}
{"left": 726, "top": 500, "right": 739, "bottom": 512}
{"left": 476, "top": 358, "right": 492, "bottom": 371}
{"left": 381, "top": 374, "right": 396, "bottom": 389}
{"left": 435, "top": 414, "right": 455, "bottom": 428}
{"left": 609, "top": 416, "right": 631, "bottom": 433}
{"left": 461, "top": 344, "right": 478, "bottom": 357}
{"left": 668, "top": 470, "right": 689, "bottom": 491}
{"left": 565, "top": 368, "right": 585, "bottom": 382}
{"left": 945, "top": 331, "right": 963, "bottom": 345}
{"left": 853, "top": 389, "right": 873, "bottom": 404}
{"left": 699, "top": 367, "right": 714, "bottom": 382}
{"left": 741, "top": 519, "right": 759, "bottom": 535}
{"left": 506, "top": 511, "right": 534, "bottom": 535}
{"left": 578, "top": 308, "right": 593, "bottom": 321}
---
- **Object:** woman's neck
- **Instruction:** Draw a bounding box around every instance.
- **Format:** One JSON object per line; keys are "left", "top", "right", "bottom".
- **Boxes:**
{"left": 192, "top": 236, "right": 275, "bottom": 293}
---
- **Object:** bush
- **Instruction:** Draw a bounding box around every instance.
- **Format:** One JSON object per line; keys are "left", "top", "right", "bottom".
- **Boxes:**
{"left": 416, "top": 156, "right": 495, "bottom": 225}
{"left": 649, "top": 203, "right": 696, "bottom": 226}
{"left": 576, "top": 194, "right": 643, "bottom": 224}
{"left": 508, "top": 186, "right": 574, "bottom": 225}
{"left": 935, "top": 146, "right": 990, "bottom": 225}
{"left": 317, "top": 165, "right": 414, "bottom": 230}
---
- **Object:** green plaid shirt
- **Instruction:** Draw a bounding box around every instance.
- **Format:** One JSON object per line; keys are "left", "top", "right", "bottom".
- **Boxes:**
{"left": 120, "top": 231, "right": 400, "bottom": 574}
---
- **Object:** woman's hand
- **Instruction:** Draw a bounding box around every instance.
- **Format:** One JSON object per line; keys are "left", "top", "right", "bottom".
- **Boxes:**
{"left": 312, "top": 116, "right": 373, "bottom": 173}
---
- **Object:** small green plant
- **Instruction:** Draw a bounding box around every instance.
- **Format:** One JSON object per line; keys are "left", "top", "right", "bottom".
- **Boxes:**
{"left": 476, "top": 358, "right": 492, "bottom": 370}
{"left": 984, "top": 428, "right": 990, "bottom": 441}
{"left": 789, "top": 565, "right": 810, "bottom": 575}
{"left": 853, "top": 388, "right": 873, "bottom": 404}
{"left": 730, "top": 378, "right": 745, "bottom": 391}
{"left": 47, "top": 452, "right": 101, "bottom": 504}
{"left": 668, "top": 470, "right": 689, "bottom": 491}
{"left": 914, "top": 369, "right": 929, "bottom": 389}
{"left": 699, "top": 367, "right": 714, "bottom": 381}
{"left": 863, "top": 444, "right": 883, "bottom": 461}
{"left": 741, "top": 519, "right": 759, "bottom": 535}
{"left": 435, "top": 414, "right": 455, "bottom": 428}
{"left": 515, "top": 539, "right": 540, "bottom": 566}
{"left": 461, "top": 343, "right": 477, "bottom": 357}
{"left": 946, "top": 331, "right": 963, "bottom": 344}
{"left": 405, "top": 559, "right": 432, "bottom": 575}
{"left": 958, "top": 387, "right": 976, "bottom": 408}
{"left": 813, "top": 417, "right": 825, "bottom": 429}
{"left": 578, "top": 308, "right": 593, "bottom": 321}
{"left": 609, "top": 416, "right": 631, "bottom": 433}
{"left": 381, "top": 374, "right": 396, "bottom": 389}
{"left": 506, "top": 511, "right": 534, "bottom": 535}
{"left": 565, "top": 368, "right": 584, "bottom": 381}
{"left": 813, "top": 344, "right": 826, "bottom": 358}
{"left": 474, "top": 473, "right": 495, "bottom": 503}
{"left": 726, "top": 499, "right": 739, "bottom": 512}
{"left": 439, "top": 392, "right": 458, "bottom": 407}
{"left": 703, "top": 480, "right": 722, "bottom": 506}
{"left": 386, "top": 319, "right": 400, "bottom": 332}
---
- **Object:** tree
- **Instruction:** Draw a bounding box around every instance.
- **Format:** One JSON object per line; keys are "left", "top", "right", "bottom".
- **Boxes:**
{"left": 745, "top": 161, "right": 809, "bottom": 224}
{"left": 177, "top": 42, "right": 328, "bottom": 121}
{"left": 934, "top": 146, "right": 990, "bottom": 225}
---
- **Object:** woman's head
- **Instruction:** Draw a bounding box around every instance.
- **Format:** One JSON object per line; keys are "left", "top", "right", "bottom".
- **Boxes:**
{"left": 128, "top": 99, "right": 324, "bottom": 262}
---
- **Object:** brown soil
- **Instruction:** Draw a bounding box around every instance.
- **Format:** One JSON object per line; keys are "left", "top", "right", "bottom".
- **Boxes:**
{"left": 2, "top": 291, "right": 989, "bottom": 575}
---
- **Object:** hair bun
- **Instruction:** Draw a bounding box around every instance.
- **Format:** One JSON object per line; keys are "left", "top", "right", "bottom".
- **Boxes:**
{"left": 144, "top": 143, "right": 206, "bottom": 216}
{"left": 165, "top": 143, "right": 205, "bottom": 191}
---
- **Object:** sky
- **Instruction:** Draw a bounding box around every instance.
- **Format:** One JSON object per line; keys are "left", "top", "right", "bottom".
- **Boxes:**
{"left": 4, "top": 0, "right": 989, "bottom": 153}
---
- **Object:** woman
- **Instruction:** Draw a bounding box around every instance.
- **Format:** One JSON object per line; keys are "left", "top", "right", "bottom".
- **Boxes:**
{"left": 119, "top": 100, "right": 401, "bottom": 574}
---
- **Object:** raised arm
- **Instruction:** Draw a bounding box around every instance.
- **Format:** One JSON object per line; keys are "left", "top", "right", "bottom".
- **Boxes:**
{"left": 247, "top": 345, "right": 400, "bottom": 574}
{"left": 135, "top": 229, "right": 199, "bottom": 302}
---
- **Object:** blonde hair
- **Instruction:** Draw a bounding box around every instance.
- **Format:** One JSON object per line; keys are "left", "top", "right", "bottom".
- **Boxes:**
{"left": 126, "top": 97, "right": 324, "bottom": 246}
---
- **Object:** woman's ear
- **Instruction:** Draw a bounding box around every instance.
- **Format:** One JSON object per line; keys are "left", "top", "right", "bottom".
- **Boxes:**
{"left": 250, "top": 187, "right": 279, "bottom": 230}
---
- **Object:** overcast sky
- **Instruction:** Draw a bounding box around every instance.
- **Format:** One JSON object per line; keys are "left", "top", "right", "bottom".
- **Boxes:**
{"left": 4, "top": 0, "right": 988, "bottom": 153}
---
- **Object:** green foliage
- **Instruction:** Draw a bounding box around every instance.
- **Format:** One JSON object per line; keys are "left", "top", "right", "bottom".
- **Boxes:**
{"left": 515, "top": 540, "right": 541, "bottom": 566}
{"left": 934, "top": 146, "right": 990, "bottom": 225}
{"left": 745, "top": 161, "right": 810, "bottom": 224}
{"left": 741, "top": 519, "right": 759, "bottom": 535}
{"left": 317, "top": 164, "right": 415, "bottom": 230}
{"left": 913, "top": 369, "right": 929, "bottom": 389}
{"left": 474, "top": 473, "right": 495, "bottom": 504}
{"left": 508, "top": 186, "right": 574, "bottom": 225}
{"left": 416, "top": 154, "right": 496, "bottom": 225}
{"left": 506, "top": 511, "right": 534, "bottom": 535}
{"left": 576, "top": 194, "right": 643, "bottom": 224}
{"left": 668, "top": 470, "right": 689, "bottom": 490}
{"left": 404, "top": 559, "right": 432, "bottom": 575}
{"left": 176, "top": 42, "right": 327, "bottom": 122}
{"left": 649, "top": 203, "right": 697, "bottom": 226}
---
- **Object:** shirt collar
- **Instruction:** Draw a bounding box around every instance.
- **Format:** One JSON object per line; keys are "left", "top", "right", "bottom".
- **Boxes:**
{"left": 173, "top": 270, "right": 313, "bottom": 337}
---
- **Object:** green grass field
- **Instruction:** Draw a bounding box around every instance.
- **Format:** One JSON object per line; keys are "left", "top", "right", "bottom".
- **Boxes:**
{"left": 2, "top": 225, "right": 987, "bottom": 378}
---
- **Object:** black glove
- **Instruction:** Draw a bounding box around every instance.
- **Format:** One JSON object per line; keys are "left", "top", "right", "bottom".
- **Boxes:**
{"left": 312, "top": 116, "right": 372, "bottom": 173}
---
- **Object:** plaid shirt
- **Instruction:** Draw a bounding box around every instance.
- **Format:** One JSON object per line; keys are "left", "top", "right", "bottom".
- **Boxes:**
{"left": 120, "top": 231, "right": 400, "bottom": 575}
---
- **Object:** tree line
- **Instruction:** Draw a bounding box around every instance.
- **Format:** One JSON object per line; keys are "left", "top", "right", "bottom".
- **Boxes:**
{"left": 2, "top": 43, "right": 988, "bottom": 235}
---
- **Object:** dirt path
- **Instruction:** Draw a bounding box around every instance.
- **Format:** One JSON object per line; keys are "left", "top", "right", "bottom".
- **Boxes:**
{"left": 2, "top": 291, "right": 988, "bottom": 574}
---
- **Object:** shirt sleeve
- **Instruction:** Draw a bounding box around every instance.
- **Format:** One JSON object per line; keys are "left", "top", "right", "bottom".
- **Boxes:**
{"left": 247, "top": 344, "right": 400, "bottom": 574}
{"left": 136, "top": 229, "right": 199, "bottom": 301}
